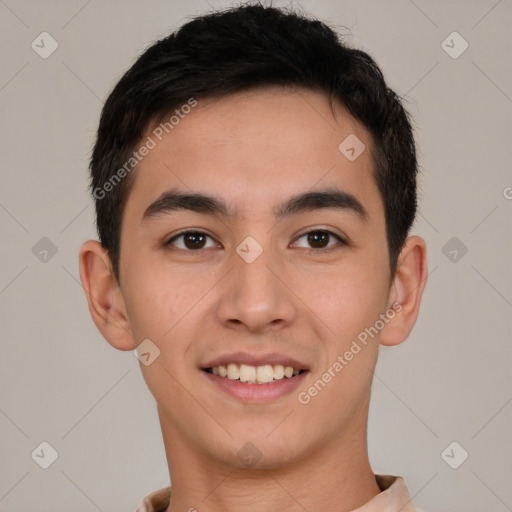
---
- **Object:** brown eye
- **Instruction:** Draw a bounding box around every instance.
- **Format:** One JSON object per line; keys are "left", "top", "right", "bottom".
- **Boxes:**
{"left": 307, "top": 231, "right": 329, "bottom": 249}
{"left": 294, "top": 230, "right": 345, "bottom": 251}
{"left": 166, "top": 231, "right": 217, "bottom": 251}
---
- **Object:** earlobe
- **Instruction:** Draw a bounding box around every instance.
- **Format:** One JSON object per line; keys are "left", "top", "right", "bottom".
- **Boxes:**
{"left": 78, "top": 240, "right": 135, "bottom": 351}
{"left": 380, "top": 236, "right": 428, "bottom": 347}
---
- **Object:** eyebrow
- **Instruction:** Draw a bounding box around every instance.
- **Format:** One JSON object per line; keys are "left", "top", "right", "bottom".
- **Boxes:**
{"left": 141, "top": 187, "right": 368, "bottom": 224}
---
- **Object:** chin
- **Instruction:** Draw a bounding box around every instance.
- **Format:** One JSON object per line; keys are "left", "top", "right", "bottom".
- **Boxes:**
{"left": 208, "top": 431, "right": 315, "bottom": 471}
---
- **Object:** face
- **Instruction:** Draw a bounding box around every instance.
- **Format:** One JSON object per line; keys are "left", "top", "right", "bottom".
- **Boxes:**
{"left": 118, "top": 86, "right": 394, "bottom": 469}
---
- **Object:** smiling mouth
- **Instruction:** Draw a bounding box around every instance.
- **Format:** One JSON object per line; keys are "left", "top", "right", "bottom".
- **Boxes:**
{"left": 203, "top": 363, "right": 308, "bottom": 384}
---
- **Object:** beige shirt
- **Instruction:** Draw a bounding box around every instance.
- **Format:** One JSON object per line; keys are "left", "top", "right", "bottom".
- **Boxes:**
{"left": 135, "top": 474, "right": 420, "bottom": 512}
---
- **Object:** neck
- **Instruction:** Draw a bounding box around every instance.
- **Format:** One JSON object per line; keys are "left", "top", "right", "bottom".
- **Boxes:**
{"left": 159, "top": 408, "right": 381, "bottom": 512}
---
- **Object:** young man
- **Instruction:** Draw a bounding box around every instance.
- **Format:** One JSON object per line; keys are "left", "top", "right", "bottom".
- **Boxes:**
{"left": 79, "top": 4, "right": 427, "bottom": 511}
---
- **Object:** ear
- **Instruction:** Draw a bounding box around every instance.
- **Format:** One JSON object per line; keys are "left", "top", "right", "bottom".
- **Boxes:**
{"left": 78, "top": 240, "right": 135, "bottom": 351}
{"left": 380, "top": 236, "right": 428, "bottom": 346}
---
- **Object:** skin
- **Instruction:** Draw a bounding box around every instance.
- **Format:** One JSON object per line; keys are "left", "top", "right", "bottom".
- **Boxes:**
{"left": 79, "top": 85, "right": 427, "bottom": 512}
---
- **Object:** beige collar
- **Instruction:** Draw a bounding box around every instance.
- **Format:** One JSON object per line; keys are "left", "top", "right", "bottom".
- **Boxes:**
{"left": 136, "top": 474, "right": 419, "bottom": 512}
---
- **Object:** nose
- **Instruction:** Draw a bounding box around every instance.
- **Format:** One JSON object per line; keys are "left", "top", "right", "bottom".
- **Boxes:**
{"left": 215, "top": 242, "right": 298, "bottom": 334}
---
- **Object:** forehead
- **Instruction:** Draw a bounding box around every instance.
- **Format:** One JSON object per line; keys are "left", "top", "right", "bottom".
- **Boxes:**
{"left": 123, "top": 86, "right": 383, "bottom": 222}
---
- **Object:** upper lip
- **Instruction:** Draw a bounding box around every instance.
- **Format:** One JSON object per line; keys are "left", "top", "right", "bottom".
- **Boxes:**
{"left": 202, "top": 352, "right": 309, "bottom": 370}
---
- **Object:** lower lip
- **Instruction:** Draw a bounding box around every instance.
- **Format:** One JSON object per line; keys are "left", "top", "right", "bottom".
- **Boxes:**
{"left": 203, "top": 370, "right": 309, "bottom": 403}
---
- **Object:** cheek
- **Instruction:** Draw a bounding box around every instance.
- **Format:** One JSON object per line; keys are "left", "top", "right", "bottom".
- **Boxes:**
{"left": 121, "top": 264, "right": 218, "bottom": 402}
{"left": 296, "top": 268, "right": 385, "bottom": 423}
{"left": 302, "top": 259, "right": 389, "bottom": 345}
{"left": 311, "top": 255, "right": 389, "bottom": 403}
{"left": 122, "top": 270, "right": 186, "bottom": 348}
{"left": 123, "top": 270, "right": 203, "bottom": 400}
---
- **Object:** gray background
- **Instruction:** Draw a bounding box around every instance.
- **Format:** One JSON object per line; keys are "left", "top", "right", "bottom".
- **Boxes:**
{"left": 0, "top": 1, "right": 511, "bottom": 511}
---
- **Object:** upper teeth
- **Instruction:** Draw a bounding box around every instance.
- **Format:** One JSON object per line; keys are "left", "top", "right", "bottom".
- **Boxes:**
{"left": 211, "top": 364, "right": 301, "bottom": 383}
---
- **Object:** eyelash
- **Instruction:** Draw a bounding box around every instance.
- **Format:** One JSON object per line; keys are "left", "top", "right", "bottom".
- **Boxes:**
{"left": 165, "top": 229, "right": 347, "bottom": 253}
